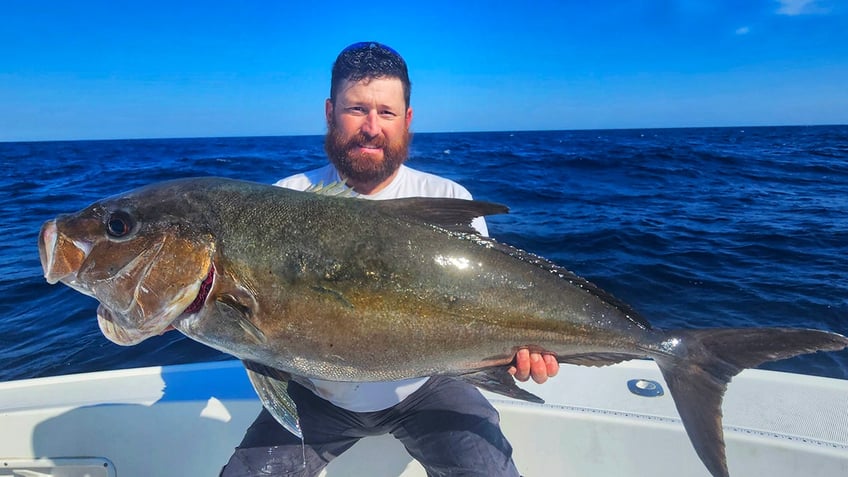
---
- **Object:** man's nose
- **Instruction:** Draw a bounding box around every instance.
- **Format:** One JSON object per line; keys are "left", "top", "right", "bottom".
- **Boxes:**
{"left": 361, "top": 110, "right": 380, "bottom": 137}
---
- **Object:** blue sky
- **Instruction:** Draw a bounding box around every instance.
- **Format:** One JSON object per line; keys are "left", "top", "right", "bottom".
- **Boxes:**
{"left": 2, "top": 1, "right": 846, "bottom": 141}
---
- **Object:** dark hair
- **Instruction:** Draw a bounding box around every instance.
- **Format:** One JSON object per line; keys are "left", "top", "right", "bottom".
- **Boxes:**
{"left": 330, "top": 42, "right": 411, "bottom": 108}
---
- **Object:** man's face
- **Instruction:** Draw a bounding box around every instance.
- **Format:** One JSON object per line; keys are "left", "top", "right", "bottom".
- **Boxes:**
{"left": 324, "top": 77, "right": 413, "bottom": 191}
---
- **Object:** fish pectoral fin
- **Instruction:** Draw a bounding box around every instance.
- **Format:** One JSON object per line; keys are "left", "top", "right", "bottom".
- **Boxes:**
{"left": 460, "top": 368, "right": 545, "bottom": 404}
{"left": 242, "top": 361, "right": 302, "bottom": 439}
{"left": 558, "top": 352, "right": 636, "bottom": 367}
{"left": 214, "top": 295, "right": 267, "bottom": 344}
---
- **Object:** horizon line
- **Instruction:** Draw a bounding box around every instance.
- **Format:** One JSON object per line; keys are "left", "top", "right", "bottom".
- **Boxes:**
{"left": 2, "top": 123, "right": 846, "bottom": 144}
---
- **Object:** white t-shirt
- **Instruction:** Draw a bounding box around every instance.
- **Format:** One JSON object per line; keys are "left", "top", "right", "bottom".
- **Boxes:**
{"left": 274, "top": 163, "right": 487, "bottom": 411}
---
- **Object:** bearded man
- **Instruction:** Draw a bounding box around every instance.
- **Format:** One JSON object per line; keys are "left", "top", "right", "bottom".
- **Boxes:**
{"left": 221, "top": 41, "right": 558, "bottom": 477}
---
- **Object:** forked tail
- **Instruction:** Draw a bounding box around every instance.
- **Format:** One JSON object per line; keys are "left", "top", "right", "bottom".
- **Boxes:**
{"left": 653, "top": 328, "right": 848, "bottom": 477}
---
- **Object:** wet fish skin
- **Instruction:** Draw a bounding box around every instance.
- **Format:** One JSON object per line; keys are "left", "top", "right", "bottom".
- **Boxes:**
{"left": 38, "top": 177, "right": 848, "bottom": 477}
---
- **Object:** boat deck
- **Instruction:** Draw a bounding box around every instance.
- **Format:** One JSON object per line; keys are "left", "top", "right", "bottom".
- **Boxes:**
{"left": 1, "top": 360, "right": 846, "bottom": 476}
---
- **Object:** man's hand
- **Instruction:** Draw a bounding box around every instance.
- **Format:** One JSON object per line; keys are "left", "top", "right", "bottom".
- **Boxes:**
{"left": 508, "top": 349, "right": 559, "bottom": 384}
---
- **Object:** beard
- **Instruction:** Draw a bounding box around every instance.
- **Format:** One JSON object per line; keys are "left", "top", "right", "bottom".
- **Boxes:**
{"left": 324, "top": 120, "right": 412, "bottom": 188}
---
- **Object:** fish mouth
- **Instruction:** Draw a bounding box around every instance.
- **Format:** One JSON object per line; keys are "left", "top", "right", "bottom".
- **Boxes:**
{"left": 181, "top": 263, "right": 215, "bottom": 317}
{"left": 39, "top": 219, "right": 89, "bottom": 285}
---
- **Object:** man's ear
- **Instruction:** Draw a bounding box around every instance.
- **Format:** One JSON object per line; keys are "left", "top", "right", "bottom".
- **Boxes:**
{"left": 325, "top": 98, "right": 334, "bottom": 124}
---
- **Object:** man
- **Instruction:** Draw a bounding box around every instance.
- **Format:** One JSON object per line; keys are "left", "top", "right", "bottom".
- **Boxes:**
{"left": 221, "top": 42, "right": 558, "bottom": 477}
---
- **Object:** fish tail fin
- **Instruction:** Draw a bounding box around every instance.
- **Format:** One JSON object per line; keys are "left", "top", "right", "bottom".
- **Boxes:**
{"left": 653, "top": 328, "right": 848, "bottom": 477}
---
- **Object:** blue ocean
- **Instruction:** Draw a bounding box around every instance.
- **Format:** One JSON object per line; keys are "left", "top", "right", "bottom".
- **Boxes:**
{"left": 2, "top": 126, "right": 847, "bottom": 382}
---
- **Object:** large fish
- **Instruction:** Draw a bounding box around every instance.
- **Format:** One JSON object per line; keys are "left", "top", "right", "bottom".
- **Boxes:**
{"left": 39, "top": 177, "right": 847, "bottom": 477}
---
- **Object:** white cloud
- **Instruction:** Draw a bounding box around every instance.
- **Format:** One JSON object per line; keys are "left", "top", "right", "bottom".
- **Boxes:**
{"left": 735, "top": 26, "right": 751, "bottom": 35}
{"left": 776, "top": 0, "right": 828, "bottom": 15}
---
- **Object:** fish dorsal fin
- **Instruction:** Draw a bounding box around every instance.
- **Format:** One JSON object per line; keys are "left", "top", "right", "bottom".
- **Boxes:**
{"left": 304, "top": 181, "right": 356, "bottom": 197}
{"left": 375, "top": 197, "right": 509, "bottom": 234}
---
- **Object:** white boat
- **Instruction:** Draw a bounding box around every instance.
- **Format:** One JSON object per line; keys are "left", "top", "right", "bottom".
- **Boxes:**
{"left": 1, "top": 359, "right": 846, "bottom": 476}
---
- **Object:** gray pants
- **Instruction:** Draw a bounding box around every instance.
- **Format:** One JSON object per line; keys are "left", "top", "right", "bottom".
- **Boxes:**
{"left": 220, "top": 376, "right": 520, "bottom": 477}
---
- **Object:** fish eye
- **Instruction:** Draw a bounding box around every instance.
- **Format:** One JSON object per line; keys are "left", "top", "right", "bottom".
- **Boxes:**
{"left": 106, "top": 211, "right": 135, "bottom": 238}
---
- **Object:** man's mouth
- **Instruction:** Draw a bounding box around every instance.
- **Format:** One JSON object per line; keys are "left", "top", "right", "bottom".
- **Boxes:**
{"left": 357, "top": 143, "right": 383, "bottom": 152}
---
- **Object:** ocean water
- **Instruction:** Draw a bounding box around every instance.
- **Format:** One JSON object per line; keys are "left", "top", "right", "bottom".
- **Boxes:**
{"left": 2, "top": 126, "right": 847, "bottom": 382}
